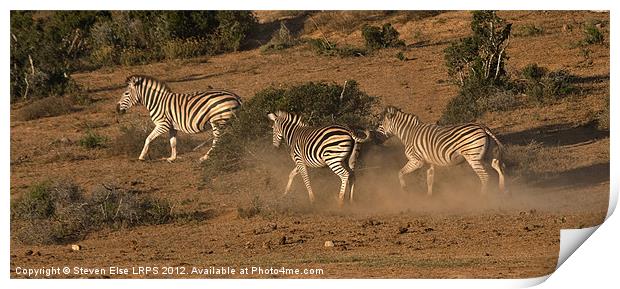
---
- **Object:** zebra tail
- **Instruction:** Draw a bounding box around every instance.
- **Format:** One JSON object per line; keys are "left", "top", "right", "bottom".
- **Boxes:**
{"left": 351, "top": 129, "right": 372, "bottom": 143}
{"left": 482, "top": 126, "right": 505, "bottom": 161}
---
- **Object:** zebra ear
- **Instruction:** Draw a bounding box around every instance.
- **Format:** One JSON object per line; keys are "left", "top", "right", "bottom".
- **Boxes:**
{"left": 384, "top": 106, "right": 398, "bottom": 119}
{"left": 267, "top": 113, "right": 277, "bottom": 122}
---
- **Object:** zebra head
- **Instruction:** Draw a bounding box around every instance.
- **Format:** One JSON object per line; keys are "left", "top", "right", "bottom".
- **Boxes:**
{"left": 377, "top": 106, "right": 400, "bottom": 138}
{"left": 267, "top": 111, "right": 304, "bottom": 148}
{"left": 117, "top": 76, "right": 141, "bottom": 114}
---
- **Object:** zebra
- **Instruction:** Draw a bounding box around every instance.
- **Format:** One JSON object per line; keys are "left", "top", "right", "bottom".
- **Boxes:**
{"left": 376, "top": 106, "right": 506, "bottom": 195}
{"left": 116, "top": 75, "right": 242, "bottom": 162}
{"left": 267, "top": 111, "right": 371, "bottom": 207}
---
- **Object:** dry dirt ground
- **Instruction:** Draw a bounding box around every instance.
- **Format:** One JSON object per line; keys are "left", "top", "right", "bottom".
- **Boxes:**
{"left": 9, "top": 11, "right": 609, "bottom": 278}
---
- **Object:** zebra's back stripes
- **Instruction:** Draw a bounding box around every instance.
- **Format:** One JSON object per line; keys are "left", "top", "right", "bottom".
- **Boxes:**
{"left": 117, "top": 75, "right": 242, "bottom": 162}
{"left": 267, "top": 111, "right": 370, "bottom": 207}
{"left": 377, "top": 106, "right": 506, "bottom": 195}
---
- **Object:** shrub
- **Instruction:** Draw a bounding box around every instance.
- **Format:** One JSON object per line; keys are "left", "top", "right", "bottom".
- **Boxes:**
{"left": 361, "top": 23, "right": 405, "bottom": 50}
{"left": 444, "top": 11, "right": 512, "bottom": 86}
{"left": 396, "top": 51, "right": 406, "bottom": 61}
{"left": 307, "top": 38, "right": 367, "bottom": 57}
{"left": 203, "top": 80, "right": 378, "bottom": 176}
{"left": 439, "top": 79, "right": 487, "bottom": 125}
{"left": 10, "top": 11, "right": 107, "bottom": 101}
{"left": 79, "top": 130, "right": 108, "bottom": 149}
{"left": 161, "top": 37, "right": 210, "bottom": 60}
{"left": 209, "top": 11, "right": 257, "bottom": 53}
{"left": 520, "top": 64, "right": 576, "bottom": 103}
{"left": 14, "top": 97, "right": 76, "bottom": 121}
{"left": 261, "top": 22, "right": 298, "bottom": 52}
{"left": 583, "top": 22, "right": 604, "bottom": 45}
{"left": 11, "top": 181, "right": 173, "bottom": 245}
{"left": 515, "top": 24, "right": 544, "bottom": 37}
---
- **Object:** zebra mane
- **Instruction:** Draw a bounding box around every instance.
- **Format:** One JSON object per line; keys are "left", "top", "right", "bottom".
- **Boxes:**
{"left": 127, "top": 75, "right": 172, "bottom": 92}
{"left": 384, "top": 106, "right": 422, "bottom": 124}
{"left": 276, "top": 111, "right": 308, "bottom": 126}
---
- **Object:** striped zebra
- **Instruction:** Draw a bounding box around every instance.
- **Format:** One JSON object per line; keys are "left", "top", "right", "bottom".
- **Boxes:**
{"left": 377, "top": 106, "right": 506, "bottom": 195}
{"left": 116, "top": 75, "right": 242, "bottom": 162}
{"left": 267, "top": 111, "right": 371, "bottom": 207}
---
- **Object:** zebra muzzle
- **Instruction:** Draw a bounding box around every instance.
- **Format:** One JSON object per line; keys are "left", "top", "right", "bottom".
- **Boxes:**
{"left": 116, "top": 104, "right": 126, "bottom": 114}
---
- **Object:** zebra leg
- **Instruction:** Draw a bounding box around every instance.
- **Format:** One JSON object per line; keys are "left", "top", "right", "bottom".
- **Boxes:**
{"left": 491, "top": 158, "right": 506, "bottom": 194}
{"left": 200, "top": 123, "right": 222, "bottom": 162}
{"left": 328, "top": 162, "right": 351, "bottom": 208}
{"left": 399, "top": 159, "right": 424, "bottom": 191}
{"left": 139, "top": 125, "right": 168, "bottom": 161}
{"left": 426, "top": 165, "right": 435, "bottom": 196}
{"left": 166, "top": 129, "right": 178, "bottom": 163}
{"left": 296, "top": 164, "right": 316, "bottom": 204}
{"left": 348, "top": 143, "right": 361, "bottom": 203}
{"left": 465, "top": 158, "right": 491, "bottom": 195}
{"left": 284, "top": 167, "right": 299, "bottom": 195}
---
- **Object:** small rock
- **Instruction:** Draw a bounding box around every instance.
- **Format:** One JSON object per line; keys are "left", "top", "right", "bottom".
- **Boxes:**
{"left": 424, "top": 227, "right": 434, "bottom": 233}
{"left": 324, "top": 240, "right": 335, "bottom": 247}
{"left": 398, "top": 227, "right": 409, "bottom": 234}
{"left": 25, "top": 250, "right": 34, "bottom": 256}
{"left": 485, "top": 252, "right": 491, "bottom": 256}
{"left": 34, "top": 251, "right": 41, "bottom": 256}
{"left": 71, "top": 244, "right": 82, "bottom": 251}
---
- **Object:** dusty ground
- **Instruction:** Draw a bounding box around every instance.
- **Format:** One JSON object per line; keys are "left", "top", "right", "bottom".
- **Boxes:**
{"left": 9, "top": 11, "right": 609, "bottom": 278}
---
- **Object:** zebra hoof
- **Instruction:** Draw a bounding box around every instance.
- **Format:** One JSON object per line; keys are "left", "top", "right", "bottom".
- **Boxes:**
{"left": 164, "top": 157, "right": 176, "bottom": 163}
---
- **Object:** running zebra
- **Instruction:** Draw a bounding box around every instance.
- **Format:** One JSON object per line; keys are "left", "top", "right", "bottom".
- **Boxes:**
{"left": 376, "top": 106, "right": 506, "bottom": 195}
{"left": 267, "top": 111, "right": 371, "bottom": 207}
{"left": 116, "top": 75, "right": 242, "bottom": 162}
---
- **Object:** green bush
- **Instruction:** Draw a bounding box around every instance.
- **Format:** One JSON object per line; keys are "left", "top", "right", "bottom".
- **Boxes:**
{"left": 307, "top": 38, "right": 367, "bottom": 57}
{"left": 583, "top": 22, "right": 604, "bottom": 45}
{"left": 261, "top": 22, "right": 298, "bottom": 53}
{"left": 361, "top": 23, "right": 405, "bottom": 50}
{"left": 11, "top": 181, "right": 173, "bottom": 245}
{"left": 79, "top": 130, "right": 108, "bottom": 149}
{"left": 444, "top": 11, "right": 512, "bottom": 86}
{"left": 203, "top": 80, "right": 378, "bottom": 176}
{"left": 520, "top": 64, "right": 576, "bottom": 103}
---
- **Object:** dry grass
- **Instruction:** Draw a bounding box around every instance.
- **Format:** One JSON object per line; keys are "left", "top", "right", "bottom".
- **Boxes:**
{"left": 14, "top": 97, "right": 76, "bottom": 121}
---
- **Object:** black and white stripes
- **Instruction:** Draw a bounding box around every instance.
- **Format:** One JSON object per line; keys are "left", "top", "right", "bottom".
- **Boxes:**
{"left": 116, "top": 75, "right": 242, "bottom": 162}
{"left": 267, "top": 111, "right": 370, "bottom": 207}
{"left": 377, "top": 106, "right": 506, "bottom": 195}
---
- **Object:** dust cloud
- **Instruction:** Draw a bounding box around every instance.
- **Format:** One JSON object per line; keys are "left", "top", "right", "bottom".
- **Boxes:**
{"left": 232, "top": 140, "right": 561, "bottom": 217}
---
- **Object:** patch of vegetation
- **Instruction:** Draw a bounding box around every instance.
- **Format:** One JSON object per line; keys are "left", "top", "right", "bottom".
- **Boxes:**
{"left": 582, "top": 22, "right": 604, "bottom": 45}
{"left": 78, "top": 130, "right": 108, "bottom": 149}
{"left": 203, "top": 80, "right": 378, "bottom": 176}
{"left": 396, "top": 51, "right": 406, "bottom": 61}
{"left": 307, "top": 38, "right": 367, "bottom": 57}
{"left": 237, "top": 195, "right": 262, "bottom": 219}
{"left": 361, "top": 23, "right": 405, "bottom": 50}
{"left": 11, "top": 181, "right": 173, "bottom": 245}
{"left": 515, "top": 24, "right": 544, "bottom": 37}
{"left": 440, "top": 11, "right": 514, "bottom": 124}
{"left": 11, "top": 11, "right": 257, "bottom": 102}
{"left": 520, "top": 64, "right": 576, "bottom": 103}
{"left": 14, "top": 97, "right": 77, "bottom": 121}
{"left": 261, "top": 22, "right": 298, "bottom": 53}
{"left": 444, "top": 11, "right": 512, "bottom": 86}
